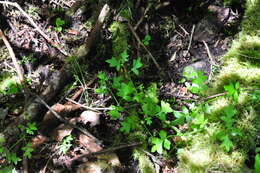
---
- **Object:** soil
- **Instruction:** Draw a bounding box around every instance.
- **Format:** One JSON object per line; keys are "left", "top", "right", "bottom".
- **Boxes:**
{"left": 0, "top": 0, "right": 244, "bottom": 172}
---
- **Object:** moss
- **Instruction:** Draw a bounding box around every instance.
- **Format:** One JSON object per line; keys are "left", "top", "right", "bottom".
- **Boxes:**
{"left": 109, "top": 21, "right": 129, "bottom": 57}
{"left": 177, "top": 0, "right": 260, "bottom": 171}
{"left": 241, "top": 0, "right": 260, "bottom": 36}
{"left": 133, "top": 150, "right": 156, "bottom": 173}
{"left": 177, "top": 125, "right": 246, "bottom": 173}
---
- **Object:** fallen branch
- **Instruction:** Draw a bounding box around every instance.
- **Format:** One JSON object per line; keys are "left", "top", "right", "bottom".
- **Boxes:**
{"left": 0, "top": 1, "right": 68, "bottom": 56}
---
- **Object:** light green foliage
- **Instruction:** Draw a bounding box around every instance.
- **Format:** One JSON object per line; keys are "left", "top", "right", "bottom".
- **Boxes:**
{"left": 58, "top": 135, "right": 73, "bottom": 154}
{"left": 150, "top": 130, "right": 171, "bottom": 154}
{"left": 142, "top": 34, "right": 151, "bottom": 46}
{"left": 224, "top": 82, "right": 240, "bottom": 102}
{"left": 22, "top": 142, "right": 34, "bottom": 159}
{"left": 108, "top": 106, "right": 123, "bottom": 119}
{"left": 0, "top": 122, "right": 37, "bottom": 167}
{"left": 131, "top": 57, "right": 143, "bottom": 75}
{"left": 0, "top": 76, "right": 21, "bottom": 95}
{"left": 106, "top": 50, "right": 129, "bottom": 71}
{"left": 255, "top": 154, "right": 260, "bottom": 173}
{"left": 95, "top": 71, "right": 109, "bottom": 94}
{"left": 55, "top": 17, "right": 65, "bottom": 32}
{"left": 183, "top": 66, "right": 208, "bottom": 94}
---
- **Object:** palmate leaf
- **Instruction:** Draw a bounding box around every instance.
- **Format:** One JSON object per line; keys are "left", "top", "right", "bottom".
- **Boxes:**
{"left": 161, "top": 101, "right": 173, "bottom": 113}
{"left": 151, "top": 137, "right": 163, "bottom": 154}
{"left": 131, "top": 57, "right": 143, "bottom": 75}
{"left": 106, "top": 57, "right": 121, "bottom": 71}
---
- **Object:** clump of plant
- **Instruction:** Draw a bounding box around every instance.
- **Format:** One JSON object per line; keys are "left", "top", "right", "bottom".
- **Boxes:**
{"left": 0, "top": 122, "right": 37, "bottom": 171}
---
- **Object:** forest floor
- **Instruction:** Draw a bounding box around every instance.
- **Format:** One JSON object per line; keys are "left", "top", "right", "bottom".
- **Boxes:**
{"left": 0, "top": 0, "right": 259, "bottom": 172}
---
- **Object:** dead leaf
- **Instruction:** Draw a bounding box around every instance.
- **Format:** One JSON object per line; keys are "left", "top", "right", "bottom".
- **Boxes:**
{"left": 79, "top": 134, "right": 102, "bottom": 152}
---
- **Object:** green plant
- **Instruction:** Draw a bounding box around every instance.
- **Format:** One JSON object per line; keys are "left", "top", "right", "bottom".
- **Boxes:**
{"left": 0, "top": 122, "right": 37, "bottom": 167}
{"left": 58, "top": 135, "right": 73, "bottom": 154}
{"left": 224, "top": 82, "right": 240, "bottom": 102}
{"left": 150, "top": 130, "right": 171, "bottom": 154}
{"left": 55, "top": 17, "right": 65, "bottom": 32}
{"left": 183, "top": 66, "right": 208, "bottom": 94}
{"left": 142, "top": 34, "right": 151, "bottom": 46}
{"left": 255, "top": 154, "right": 260, "bottom": 173}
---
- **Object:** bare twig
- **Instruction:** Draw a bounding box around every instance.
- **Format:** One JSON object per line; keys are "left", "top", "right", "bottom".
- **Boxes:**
{"left": 134, "top": 3, "right": 151, "bottom": 30}
{"left": 128, "top": 23, "right": 162, "bottom": 71}
{"left": 203, "top": 40, "right": 214, "bottom": 80}
{"left": 65, "top": 98, "right": 113, "bottom": 111}
{"left": 0, "top": 29, "right": 24, "bottom": 84}
{"left": 179, "top": 25, "right": 189, "bottom": 35}
{"left": 0, "top": 1, "right": 68, "bottom": 56}
{"left": 35, "top": 94, "right": 102, "bottom": 145}
{"left": 184, "top": 25, "right": 195, "bottom": 57}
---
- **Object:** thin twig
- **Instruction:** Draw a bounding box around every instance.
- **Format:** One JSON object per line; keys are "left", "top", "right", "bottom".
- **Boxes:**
{"left": 0, "top": 29, "right": 24, "bottom": 84}
{"left": 0, "top": 1, "right": 68, "bottom": 56}
{"left": 203, "top": 40, "right": 214, "bottom": 80}
{"left": 179, "top": 25, "right": 189, "bottom": 35}
{"left": 184, "top": 25, "right": 195, "bottom": 57}
{"left": 134, "top": 3, "right": 151, "bottom": 30}
{"left": 128, "top": 23, "right": 162, "bottom": 71}
{"left": 35, "top": 94, "right": 102, "bottom": 145}
{"left": 65, "top": 98, "right": 113, "bottom": 111}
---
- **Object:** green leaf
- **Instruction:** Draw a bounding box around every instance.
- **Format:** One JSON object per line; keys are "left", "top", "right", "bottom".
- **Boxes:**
{"left": 22, "top": 143, "right": 34, "bottom": 159}
{"left": 159, "top": 130, "right": 167, "bottom": 139}
{"left": 164, "top": 139, "right": 171, "bottom": 150}
{"left": 120, "top": 50, "right": 129, "bottom": 63}
{"left": 55, "top": 17, "right": 65, "bottom": 27}
{"left": 151, "top": 137, "right": 163, "bottom": 154}
{"left": 7, "top": 152, "right": 21, "bottom": 165}
{"left": 220, "top": 135, "right": 233, "bottom": 152}
{"left": 254, "top": 154, "right": 260, "bottom": 173}
{"left": 142, "top": 34, "right": 151, "bottom": 46}
{"left": 97, "top": 71, "right": 108, "bottom": 81}
{"left": 161, "top": 101, "right": 173, "bottom": 113}
{"left": 108, "top": 107, "right": 121, "bottom": 119}
{"left": 26, "top": 122, "right": 37, "bottom": 135}
{"left": 106, "top": 57, "right": 121, "bottom": 71}
{"left": 131, "top": 57, "right": 143, "bottom": 75}
{"left": 117, "top": 82, "right": 136, "bottom": 101}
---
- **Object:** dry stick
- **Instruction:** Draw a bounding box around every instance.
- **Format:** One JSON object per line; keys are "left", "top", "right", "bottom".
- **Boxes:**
{"left": 184, "top": 24, "right": 195, "bottom": 57}
{"left": 203, "top": 40, "right": 214, "bottom": 80}
{"left": 128, "top": 23, "right": 162, "bottom": 71}
{"left": 66, "top": 98, "right": 113, "bottom": 111}
{"left": 0, "top": 1, "right": 68, "bottom": 56}
{"left": 134, "top": 3, "right": 151, "bottom": 30}
{"left": 35, "top": 94, "right": 102, "bottom": 145}
{"left": 0, "top": 29, "right": 24, "bottom": 84}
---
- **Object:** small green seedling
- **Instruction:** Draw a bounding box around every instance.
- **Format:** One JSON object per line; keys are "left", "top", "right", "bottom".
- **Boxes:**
{"left": 58, "top": 135, "right": 73, "bottom": 154}
{"left": 55, "top": 17, "right": 65, "bottom": 32}
{"left": 142, "top": 34, "right": 151, "bottom": 46}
